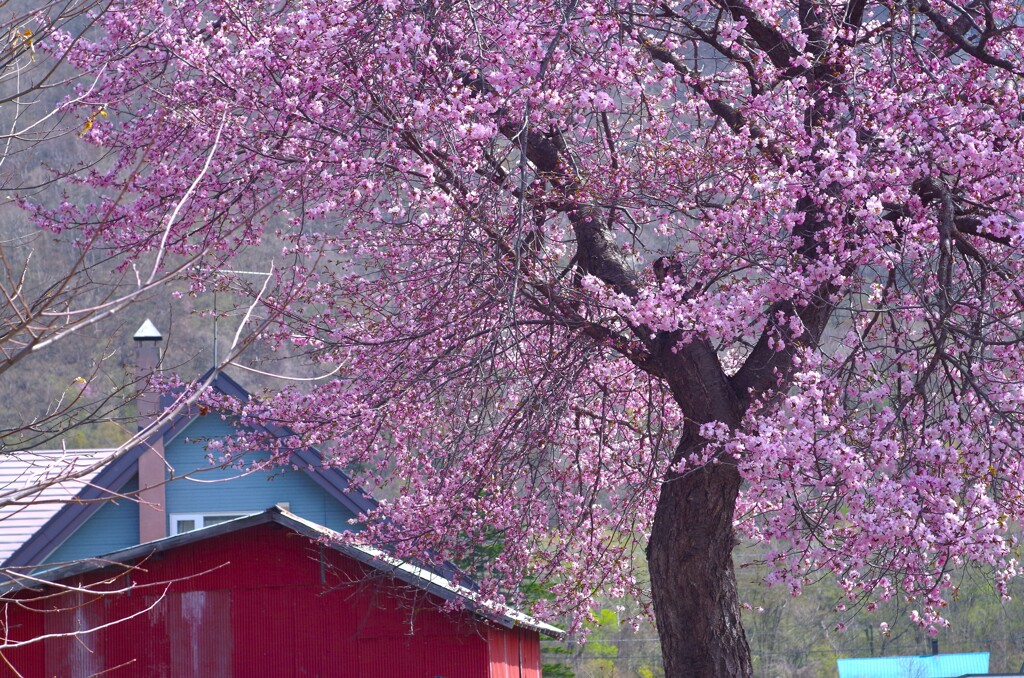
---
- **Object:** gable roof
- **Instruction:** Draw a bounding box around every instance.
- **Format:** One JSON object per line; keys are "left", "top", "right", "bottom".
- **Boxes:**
{"left": 2, "top": 370, "right": 377, "bottom": 569}
{"left": 0, "top": 448, "right": 118, "bottom": 563}
{"left": 5, "top": 506, "right": 565, "bottom": 639}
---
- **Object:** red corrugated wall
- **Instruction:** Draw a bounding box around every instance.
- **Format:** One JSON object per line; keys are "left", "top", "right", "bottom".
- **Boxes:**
{"left": 487, "top": 625, "right": 542, "bottom": 678}
{"left": 0, "top": 524, "right": 541, "bottom": 677}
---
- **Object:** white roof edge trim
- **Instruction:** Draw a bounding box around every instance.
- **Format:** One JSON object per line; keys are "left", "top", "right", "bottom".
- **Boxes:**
{"left": 275, "top": 509, "right": 566, "bottom": 638}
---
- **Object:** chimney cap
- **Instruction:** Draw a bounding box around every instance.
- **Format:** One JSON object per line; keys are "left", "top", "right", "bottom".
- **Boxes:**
{"left": 133, "top": 319, "right": 163, "bottom": 342}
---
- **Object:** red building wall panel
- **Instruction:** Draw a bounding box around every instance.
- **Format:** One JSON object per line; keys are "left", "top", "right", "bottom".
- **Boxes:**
{"left": 422, "top": 634, "right": 491, "bottom": 678}
{"left": 0, "top": 589, "right": 44, "bottom": 673}
{"left": 357, "top": 637, "right": 426, "bottom": 676}
{"left": 43, "top": 589, "right": 105, "bottom": 678}
{"left": 487, "top": 626, "right": 544, "bottom": 678}
{"left": 521, "top": 628, "right": 542, "bottom": 678}
{"left": 98, "top": 591, "right": 169, "bottom": 676}
{"left": 170, "top": 590, "right": 233, "bottom": 677}
{"left": 0, "top": 523, "right": 542, "bottom": 678}
{"left": 233, "top": 585, "right": 298, "bottom": 677}
{"left": 488, "top": 625, "right": 514, "bottom": 678}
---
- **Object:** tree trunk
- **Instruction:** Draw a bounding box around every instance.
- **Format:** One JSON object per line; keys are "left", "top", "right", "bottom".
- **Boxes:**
{"left": 647, "top": 439, "right": 751, "bottom": 677}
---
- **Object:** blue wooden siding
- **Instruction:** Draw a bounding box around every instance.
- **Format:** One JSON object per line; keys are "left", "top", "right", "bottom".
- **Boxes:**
{"left": 163, "top": 416, "right": 357, "bottom": 533}
{"left": 41, "top": 416, "right": 357, "bottom": 565}
{"left": 44, "top": 476, "right": 140, "bottom": 565}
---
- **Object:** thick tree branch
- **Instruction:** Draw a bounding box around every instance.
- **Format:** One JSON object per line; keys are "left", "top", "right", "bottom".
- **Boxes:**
{"left": 497, "top": 122, "right": 639, "bottom": 297}
{"left": 915, "top": 0, "right": 1019, "bottom": 73}
{"left": 496, "top": 100, "right": 741, "bottom": 424}
{"left": 639, "top": 39, "right": 748, "bottom": 135}
{"left": 713, "top": 0, "right": 798, "bottom": 68}
{"left": 729, "top": 287, "right": 839, "bottom": 407}
{"left": 844, "top": 0, "right": 869, "bottom": 31}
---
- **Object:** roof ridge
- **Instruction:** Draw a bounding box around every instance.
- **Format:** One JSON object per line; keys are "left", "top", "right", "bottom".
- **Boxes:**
{"left": 2, "top": 371, "right": 376, "bottom": 569}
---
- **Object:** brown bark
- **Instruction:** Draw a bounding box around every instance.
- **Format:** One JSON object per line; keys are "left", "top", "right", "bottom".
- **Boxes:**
{"left": 647, "top": 434, "right": 752, "bottom": 678}
{"left": 490, "top": 60, "right": 777, "bottom": 676}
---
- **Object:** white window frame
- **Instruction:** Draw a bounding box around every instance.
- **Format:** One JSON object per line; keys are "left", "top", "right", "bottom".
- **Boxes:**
{"left": 169, "top": 512, "right": 248, "bottom": 536}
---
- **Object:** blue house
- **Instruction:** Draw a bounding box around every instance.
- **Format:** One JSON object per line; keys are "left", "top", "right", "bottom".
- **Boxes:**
{"left": 2, "top": 321, "right": 376, "bottom": 570}
{"left": 0, "top": 322, "right": 565, "bottom": 676}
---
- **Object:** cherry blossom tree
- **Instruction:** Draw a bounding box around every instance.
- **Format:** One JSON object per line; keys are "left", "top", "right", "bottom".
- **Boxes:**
{"left": 0, "top": 0, "right": 216, "bottom": 449}
{"left": 0, "top": 0, "right": 278, "bottom": 451}
{"left": 0, "top": 0, "right": 244, "bottom": 658}
{"left": 37, "top": 0, "right": 1024, "bottom": 674}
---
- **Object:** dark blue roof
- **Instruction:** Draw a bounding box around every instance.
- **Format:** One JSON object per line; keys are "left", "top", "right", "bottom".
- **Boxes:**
{"left": 3, "top": 369, "right": 377, "bottom": 569}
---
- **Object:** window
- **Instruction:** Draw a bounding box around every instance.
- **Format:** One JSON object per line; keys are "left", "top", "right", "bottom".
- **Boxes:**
{"left": 170, "top": 513, "right": 248, "bottom": 536}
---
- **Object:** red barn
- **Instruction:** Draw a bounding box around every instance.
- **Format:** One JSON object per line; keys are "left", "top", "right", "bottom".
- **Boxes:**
{"left": 0, "top": 508, "right": 562, "bottom": 677}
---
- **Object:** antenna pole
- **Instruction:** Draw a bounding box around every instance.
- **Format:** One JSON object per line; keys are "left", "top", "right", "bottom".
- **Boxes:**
{"left": 213, "top": 290, "right": 218, "bottom": 365}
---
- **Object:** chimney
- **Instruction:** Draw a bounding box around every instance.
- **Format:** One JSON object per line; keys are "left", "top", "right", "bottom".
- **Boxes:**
{"left": 134, "top": 319, "right": 167, "bottom": 543}
{"left": 133, "top": 319, "right": 162, "bottom": 430}
{"left": 931, "top": 638, "right": 939, "bottom": 656}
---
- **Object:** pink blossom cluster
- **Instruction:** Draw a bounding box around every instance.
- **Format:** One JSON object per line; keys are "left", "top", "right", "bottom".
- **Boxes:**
{"left": 31, "top": 0, "right": 1024, "bottom": 636}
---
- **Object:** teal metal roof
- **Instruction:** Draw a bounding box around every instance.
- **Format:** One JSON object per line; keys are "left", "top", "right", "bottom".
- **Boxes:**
{"left": 837, "top": 652, "right": 989, "bottom": 678}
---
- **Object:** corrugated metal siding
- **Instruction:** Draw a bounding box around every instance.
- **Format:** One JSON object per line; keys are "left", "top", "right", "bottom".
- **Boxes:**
{"left": 357, "top": 637, "right": 425, "bottom": 676}
{"left": 489, "top": 625, "right": 512, "bottom": 678}
{"left": 0, "top": 524, "right": 528, "bottom": 678}
{"left": 0, "top": 590, "right": 44, "bottom": 671}
{"left": 292, "top": 570, "right": 360, "bottom": 678}
{"left": 423, "top": 635, "right": 492, "bottom": 678}
{"left": 43, "top": 588, "right": 104, "bottom": 678}
{"left": 164, "top": 416, "right": 357, "bottom": 532}
{"left": 171, "top": 590, "right": 232, "bottom": 677}
{"left": 519, "top": 628, "right": 542, "bottom": 678}
{"left": 233, "top": 586, "right": 298, "bottom": 677}
{"left": 43, "top": 475, "right": 141, "bottom": 566}
{"left": 488, "top": 627, "right": 543, "bottom": 678}
{"left": 138, "top": 594, "right": 171, "bottom": 677}
{"left": 98, "top": 591, "right": 170, "bottom": 676}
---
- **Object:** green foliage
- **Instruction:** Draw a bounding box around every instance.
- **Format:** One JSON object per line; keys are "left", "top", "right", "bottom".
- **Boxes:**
{"left": 541, "top": 662, "right": 576, "bottom": 678}
{"left": 737, "top": 546, "right": 1024, "bottom": 677}
{"left": 540, "top": 545, "right": 1024, "bottom": 677}
{"left": 542, "top": 607, "right": 665, "bottom": 678}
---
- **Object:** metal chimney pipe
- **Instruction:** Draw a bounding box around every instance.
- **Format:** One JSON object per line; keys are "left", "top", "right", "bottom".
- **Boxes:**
{"left": 134, "top": 319, "right": 167, "bottom": 543}
{"left": 133, "top": 319, "right": 162, "bottom": 431}
{"left": 931, "top": 638, "right": 939, "bottom": 656}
